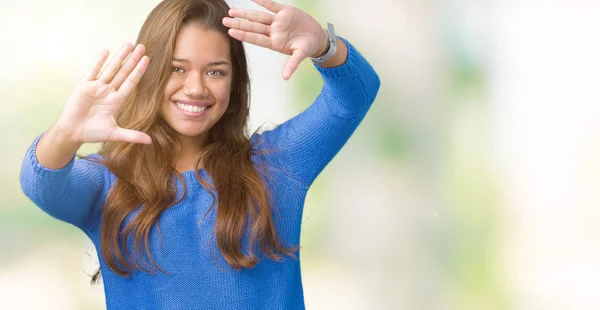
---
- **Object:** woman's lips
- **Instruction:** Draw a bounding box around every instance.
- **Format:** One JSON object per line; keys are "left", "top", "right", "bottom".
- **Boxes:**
{"left": 174, "top": 101, "right": 211, "bottom": 118}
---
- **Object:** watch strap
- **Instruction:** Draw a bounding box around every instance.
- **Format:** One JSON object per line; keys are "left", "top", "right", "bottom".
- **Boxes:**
{"left": 311, "top": 23, "right": 337, "bottom": 63}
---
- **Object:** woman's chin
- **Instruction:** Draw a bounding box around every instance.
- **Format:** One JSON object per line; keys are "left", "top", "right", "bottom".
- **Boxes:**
{"left": 173, "top": 127, "right": 209, "bottom": 139}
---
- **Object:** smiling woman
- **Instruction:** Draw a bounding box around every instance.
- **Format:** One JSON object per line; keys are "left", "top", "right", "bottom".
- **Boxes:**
{"left": 19, "top": 0, "right": 380, "bottom": 309}
{"left": 160, "top": 23, "right": 234, "bottom": 165}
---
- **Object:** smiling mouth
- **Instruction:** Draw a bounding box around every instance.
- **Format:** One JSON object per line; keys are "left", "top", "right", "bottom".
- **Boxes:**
{"left": 174, "top": 101, "right": 211, "bottom": 113}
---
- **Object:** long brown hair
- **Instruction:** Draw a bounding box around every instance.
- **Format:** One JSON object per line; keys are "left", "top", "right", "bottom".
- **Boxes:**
{"left": 87, "top": 0, "right": 297, "bottom": 280}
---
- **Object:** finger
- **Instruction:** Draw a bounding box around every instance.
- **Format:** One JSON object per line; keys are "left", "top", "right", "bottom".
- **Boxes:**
{"left": 227, "top": 29, "right": 272, "bottom": 49}
{"left": 98, "top": 43, "right": 134, "bottom": 84}
{"left": 111, "top": 44, "right": 146, "bottom": 90}
{"left": 228, "top": 8, "right": 274, "bottom": 25}
{"left": 283, "top": 51, "right": 306, "bottom": 81}
{"left": 117, "top": 55, "right": 150, "bottom": 96}
{"left": 251, "top": 0, "right": 284, "bottom": 13}
{"left": 109, "top": 127, "right": 152, "bottom": 144}
{"left": 222, "top": 17, "right": 270, "bottom": 36}
{"left": 84, "top": 49, "right": 109, "bottom": 81}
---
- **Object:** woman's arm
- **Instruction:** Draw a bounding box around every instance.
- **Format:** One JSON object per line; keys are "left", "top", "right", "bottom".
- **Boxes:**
{"left": 21, "top": 43, "right": 151, "bottom": 230}
{"left": 37, "top": 122, "right": 84, "bottom": 169}
{"left": 223, "top": 0, "right": 380, "bottom": 187}
{"left": 253, "top": 37, "right": 380, "bottom": 186}
{"left": 20, "top": 133, "right": 108, "bottom": 230}
{"left": 313, "top": 37, "right": 349, "bottom": 69}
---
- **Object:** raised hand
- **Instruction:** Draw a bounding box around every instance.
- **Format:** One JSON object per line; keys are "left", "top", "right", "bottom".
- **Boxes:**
{"left": 56, "top": 43, "right": 152, "bottom": 144}
{"left": 222, "top": 0, "right": 328, "bottom": 80}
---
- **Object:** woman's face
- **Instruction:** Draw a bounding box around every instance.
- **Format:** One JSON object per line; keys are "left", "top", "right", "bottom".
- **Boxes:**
{"left": 160, "top": 22, "right": 233, "bottom": 141}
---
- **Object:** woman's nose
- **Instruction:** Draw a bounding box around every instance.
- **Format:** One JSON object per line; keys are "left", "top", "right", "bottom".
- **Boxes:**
{"left": 183, "top": 72, "right": 208, "bottom": 98}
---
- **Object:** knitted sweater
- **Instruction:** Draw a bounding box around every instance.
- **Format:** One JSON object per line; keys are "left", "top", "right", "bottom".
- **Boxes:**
{"left": 20, "top": 38, "right": 380, "bottom": 310}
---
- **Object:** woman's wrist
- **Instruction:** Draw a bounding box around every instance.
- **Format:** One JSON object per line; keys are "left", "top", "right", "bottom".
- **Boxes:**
{"left": 35, "top": 124, "right": 83, "bottom": 170}
{"left": 314, "top": 37, "right": 348, "bottom": 68}
{"left": 312, "top": 28, "right": 330, "bottom": 58}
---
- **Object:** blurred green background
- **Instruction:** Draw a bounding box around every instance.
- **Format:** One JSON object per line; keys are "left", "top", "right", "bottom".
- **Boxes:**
{"left": 3, "top": 0, "right": 600, "bottom": 309}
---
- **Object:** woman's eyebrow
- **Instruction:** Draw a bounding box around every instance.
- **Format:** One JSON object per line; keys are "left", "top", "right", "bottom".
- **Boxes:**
{"left": 172, "top": 58, "right": 231, "bottom": 66}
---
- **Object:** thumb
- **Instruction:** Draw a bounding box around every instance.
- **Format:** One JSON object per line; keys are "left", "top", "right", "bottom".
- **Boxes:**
{"left": 282, "top": 50, "right": 306, "bottom": 81}
{"left": 109, "top": 127, "right": 152, "bottom": 145}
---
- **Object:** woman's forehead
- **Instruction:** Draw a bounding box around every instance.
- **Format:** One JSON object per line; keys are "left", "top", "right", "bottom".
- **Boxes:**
{"left": 173, "top": 24, "right": 231, "bottom": 63}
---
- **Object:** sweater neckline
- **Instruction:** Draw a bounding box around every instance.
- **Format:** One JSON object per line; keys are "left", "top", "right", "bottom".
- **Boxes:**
{"left": 177, "top": 168, "right": 209, "bottom": 186}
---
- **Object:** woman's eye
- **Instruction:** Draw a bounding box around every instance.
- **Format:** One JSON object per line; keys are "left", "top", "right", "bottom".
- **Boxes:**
{"left": 171, "top": 67, "right": 184, "bottom": 73}
{"left": 207, "top": 70, "right": 223, "bottom": 76}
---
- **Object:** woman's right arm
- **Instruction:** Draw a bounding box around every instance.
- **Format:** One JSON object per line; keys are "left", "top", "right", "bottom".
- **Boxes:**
{"left": 20, "top": 129, "right": 105, "bottom": 230}
{"left": 20, "top": 42, "right": 152, "bottom": 230}
{"left": 36, "top": 123, "right": 84, "bottom": 169}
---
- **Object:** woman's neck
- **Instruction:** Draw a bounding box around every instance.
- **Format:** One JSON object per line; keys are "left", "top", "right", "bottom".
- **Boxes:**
{"left": 174, "top": 134, "right": 208, "bottom": 173}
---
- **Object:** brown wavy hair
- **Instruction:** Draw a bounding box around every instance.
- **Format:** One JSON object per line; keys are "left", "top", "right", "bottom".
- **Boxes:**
{"left": 87, "top": 0, "right": 297, "bottom": 281}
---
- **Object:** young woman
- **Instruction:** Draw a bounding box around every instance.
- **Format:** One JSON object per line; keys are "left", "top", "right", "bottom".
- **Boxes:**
{"left": 20, "top": 0, "right": 380, "bottom": 308}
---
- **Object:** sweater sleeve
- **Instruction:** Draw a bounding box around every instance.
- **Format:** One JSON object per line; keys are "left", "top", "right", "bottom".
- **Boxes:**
{"left": 252, "top": 37, "right": 381, "bottom": 187}
{"left": 19, "top": 134, "right": 107, "bottom": 230}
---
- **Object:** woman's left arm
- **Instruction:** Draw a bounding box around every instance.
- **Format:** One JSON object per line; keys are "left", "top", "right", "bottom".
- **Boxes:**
{"left": 223, "top": 0, "right": 381, "bottom": 186}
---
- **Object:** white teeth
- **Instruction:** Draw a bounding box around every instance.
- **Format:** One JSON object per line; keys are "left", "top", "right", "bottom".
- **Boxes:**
{"left": 176, "top": 102, "right": 207, "bottom": 113}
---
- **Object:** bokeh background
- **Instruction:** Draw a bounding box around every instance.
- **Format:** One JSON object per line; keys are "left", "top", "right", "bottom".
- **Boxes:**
{"left": 2, "top": 0, "right": 600, "bottom": 309}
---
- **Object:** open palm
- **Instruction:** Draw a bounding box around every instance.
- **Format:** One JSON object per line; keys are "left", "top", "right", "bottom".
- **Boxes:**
{"left": 223, "top": 0, "right": 328, "bottom": 80}
{"left": 57, "top": 43, "right": 151, "bottom": 144}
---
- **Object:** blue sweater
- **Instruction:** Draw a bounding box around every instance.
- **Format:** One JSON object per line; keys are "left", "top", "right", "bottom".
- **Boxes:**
{"left": 20, "top": 38, "right": 380, "bottom": 310}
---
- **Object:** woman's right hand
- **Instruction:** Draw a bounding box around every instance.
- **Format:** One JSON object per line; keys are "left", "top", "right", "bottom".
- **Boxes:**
{"left": 55, "top": 43, "right": 152, "bottom": 145}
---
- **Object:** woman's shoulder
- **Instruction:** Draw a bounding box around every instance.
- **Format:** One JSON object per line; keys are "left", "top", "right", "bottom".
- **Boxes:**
{"left": 249, "top": 122, "right": 280, "bottom": 149}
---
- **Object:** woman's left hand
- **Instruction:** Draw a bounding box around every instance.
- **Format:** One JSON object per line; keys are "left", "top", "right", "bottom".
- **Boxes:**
{"left": 222, "top": 0, "right": 328, "bottom": 80}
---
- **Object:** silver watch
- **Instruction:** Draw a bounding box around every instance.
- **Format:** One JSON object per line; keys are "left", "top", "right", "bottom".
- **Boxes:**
{"left": 311, "top": 23, "right": 337, "bottom": 63}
